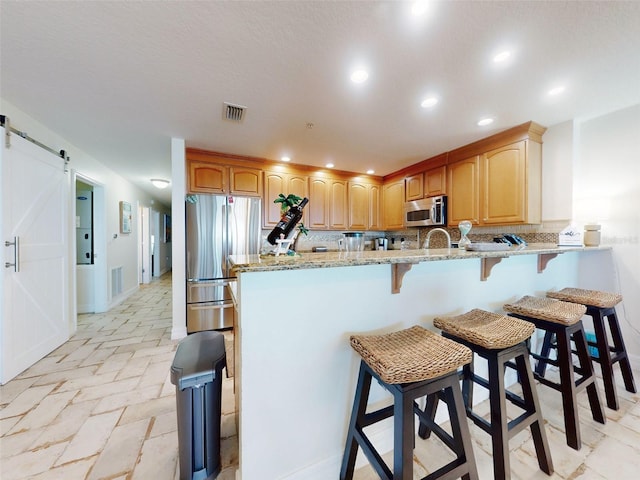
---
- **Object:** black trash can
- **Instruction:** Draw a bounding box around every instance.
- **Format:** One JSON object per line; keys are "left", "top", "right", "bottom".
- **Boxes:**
{"left": 171, "top": 331, "right": 227, "bottom": 480}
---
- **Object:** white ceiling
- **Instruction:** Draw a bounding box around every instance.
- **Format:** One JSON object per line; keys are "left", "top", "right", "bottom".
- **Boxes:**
{"left": 2, "top": 1, "right": 639, "bottom": 206}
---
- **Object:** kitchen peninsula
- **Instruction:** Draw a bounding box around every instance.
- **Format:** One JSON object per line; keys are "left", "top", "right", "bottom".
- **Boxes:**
{"left": 229, "top": 245, "right": 613, "bottom": 479}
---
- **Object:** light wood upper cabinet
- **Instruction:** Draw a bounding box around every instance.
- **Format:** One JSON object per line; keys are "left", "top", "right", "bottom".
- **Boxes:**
{"left": 382, "top": 179, "right": 405, "bottom": 230}
{"left": 424, "top": 165, "right": 446, "bottom": 197}
{"left": 482, "top": 141, "right": 525, "bottom": 224}
{"left": 369, "top": 184, "right": 381, "bottom": 230}
{"left": 348, "top": 182, "right": 368, "bottom": 230}
{"left": 329, "top": 179, "right": 348, "bottom": 229}
{"left": 405, "top": 173, "right": 424, "bottom": 201}
{"left": 348, "top": 181, "right": 381, "bottom": 230}
{"left": 263, "top": 171, "right": 309, "bottom": 227}
{"left": 448, "top": 138, "right": 542, "bottom": 226}
{"left": 482, "top": 139, "right": 541, "bottom": 225}
{"left": 189, "top": 161, "right": 228, "bottom": 194}
{"left": 230, "top": 167, "right": 262, "bottom": 196}
{"left": 447, "top": 156, "right": 480, "bottom": 225}
{"left": 188, "top": 160, "right": 261, "bottom": 196}
{"left": 308, "top": 176, "right": 330, "bottom": 229}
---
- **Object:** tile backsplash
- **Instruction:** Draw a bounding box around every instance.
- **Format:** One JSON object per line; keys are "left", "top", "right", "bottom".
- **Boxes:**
{"left": 262, "top": 220, "right": 571, "bottom": 252}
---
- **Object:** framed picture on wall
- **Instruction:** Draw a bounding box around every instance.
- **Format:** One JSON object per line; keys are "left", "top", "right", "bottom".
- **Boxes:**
{"left": 120, "top": 201, "right": 132, "bottom": 234}
{"left": 164, "top": 214, "right": 171, "bottom": 243}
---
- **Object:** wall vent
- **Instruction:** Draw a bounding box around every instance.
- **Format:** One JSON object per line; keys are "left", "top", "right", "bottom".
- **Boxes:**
{"left": 223, "top": 102, "right": 247, "bottom": 123}
{"left": 111, "top": 266, "right": 123, "bottom": 298}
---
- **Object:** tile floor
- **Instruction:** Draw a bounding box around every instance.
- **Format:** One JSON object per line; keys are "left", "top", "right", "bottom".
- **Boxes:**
{"left": 0, "top": 273, "right": 237, "bottom": 480}
{"left": 1, "top": 272, "right": 639, "bottom": 479}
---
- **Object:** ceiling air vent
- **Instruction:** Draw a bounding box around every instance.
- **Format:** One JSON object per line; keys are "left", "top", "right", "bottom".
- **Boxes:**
{"left": 223, "top": 102, "right": 247, "bottom": 123}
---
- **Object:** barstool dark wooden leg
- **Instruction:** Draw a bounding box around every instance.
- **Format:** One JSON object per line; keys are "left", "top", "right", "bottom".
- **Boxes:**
{"left": 605, "top": 309, "right": 638, "bottom": 394}
{"left": 555, "top": 327, "right": 582, "bottom": 449}
{"left": 340, "top": 362, "right": 372, "bottom": 480}
{"left": 442, "top": 382, "right": 478, "bottom": 480}
{"left": 573, "top": 326, "right": 606, "bottom": 426}
{"left": 486, "top": 353, "right": 509, "bottom": 480}
{"left": 515, "top": 353, "right": 553, "bottom": 474}
{"left": 535, "top": 331, "right": 555, "bottom": 377}
{"left": 393, "top": 389, "right": 414, "bottom": 479}
{"left": 590, "top": 306, "right": 637, "bottom": 410}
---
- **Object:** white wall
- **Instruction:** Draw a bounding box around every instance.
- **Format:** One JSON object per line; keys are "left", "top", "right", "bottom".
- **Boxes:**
{"left": 1, "top": 99, "right": 171, "bottom": 328}
{"left": 541, "top": 119, "right": 575, "bottom": 222}
{"left": 543, "top": 105, "right": 640, "bottom": 357}
{"left": 572, "top": 104, "right": 640, "bottom": 356}
{"left": 170, "top": 138, "right": 187, "bottom": 339}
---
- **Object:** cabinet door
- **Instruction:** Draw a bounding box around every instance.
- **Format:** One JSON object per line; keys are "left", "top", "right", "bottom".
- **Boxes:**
{"left": 348, "top": 182, "right": 368, "bottom": 230}
{"left": 264, "top": 171, "right": 309, "bottom": 227}
{"left": 264, "top": 172, "right": 287, "bottom": 226}
{"left": 230, "top": 167, "right": 262, "bottom": 196}
{"left": 382, "top": 180, "right": 405, "bottom": 230}
{"left": 405, "top": 173, "right": 424, "bottom": 201}
{"left": 329, "top": 179, "right": 348, "bottom": 229}
{"left": 308, "top": 177, "right": 329, "bottom": 229}
{"left": 482, "top": 140, "right": 526, "bottom": 224}
{"left": 287, "top": 174, "right": 309, "bottom": 227}
{"left": 189, "top": 161, "right": 228, "bottom": 194}
{"left": 424, "top": 165, "right": 446, "bottom": 197}
{"left": 447, "top": 156, "right": 479, "bottom": 225}
{"left": 368, "top": 184, "right": 381, "bottom": 230}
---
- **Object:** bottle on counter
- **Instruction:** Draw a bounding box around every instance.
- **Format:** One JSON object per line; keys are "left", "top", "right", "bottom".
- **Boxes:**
{"left": 584, "top": 224, "right": 601, "bottom": 246}
{"left": 267, "top": 197, "right": 309, "bottom": 245}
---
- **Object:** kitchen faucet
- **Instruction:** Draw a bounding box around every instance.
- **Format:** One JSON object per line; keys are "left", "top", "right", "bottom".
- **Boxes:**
{"left": 423, "top": 228, "right": 451, "bottom": 249}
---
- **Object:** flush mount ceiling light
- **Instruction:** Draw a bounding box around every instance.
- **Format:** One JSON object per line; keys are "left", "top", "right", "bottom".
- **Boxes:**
{"left": 281, "top": 156, "right": 291, "bottom": 162}
{"left": 477, "top": 117, "right": 494, "bottom": 126}
{"left": 421, "top": 96, "right": 439, "bottom": 108}
{"left": 325, "top": 163, "right": 335, "bottom": 168}
{"left": 366, "top": 169, "right": 375, "bottom": 175}
{"left": 150, "top": 178, "right": 170, "bottom": 189}
{"left": 350, "top": 69, "right": 369, "bottom": 84}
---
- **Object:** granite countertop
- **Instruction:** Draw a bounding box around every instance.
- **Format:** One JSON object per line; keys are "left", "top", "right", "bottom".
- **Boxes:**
{"left": 229, "top": 243, "right": 610, "bottom": 273}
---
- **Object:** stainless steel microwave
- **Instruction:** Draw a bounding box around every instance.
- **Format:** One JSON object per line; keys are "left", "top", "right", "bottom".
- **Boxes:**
{"left": 404, "top": 195, "right": 447, "bottom": 227}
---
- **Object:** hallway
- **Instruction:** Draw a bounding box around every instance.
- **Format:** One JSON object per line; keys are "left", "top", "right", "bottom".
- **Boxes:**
{"left": 0, "top": 273, "right": 237, "bottom": 479}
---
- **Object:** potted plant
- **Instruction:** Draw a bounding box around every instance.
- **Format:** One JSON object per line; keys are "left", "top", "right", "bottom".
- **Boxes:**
{"left": 274, "top": 193, "right": 303, "bottom": 214}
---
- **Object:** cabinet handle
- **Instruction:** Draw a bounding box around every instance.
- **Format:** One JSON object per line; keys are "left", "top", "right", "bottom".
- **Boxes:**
{"left": 4, "top": 236, "right": 19, "bottom": 272}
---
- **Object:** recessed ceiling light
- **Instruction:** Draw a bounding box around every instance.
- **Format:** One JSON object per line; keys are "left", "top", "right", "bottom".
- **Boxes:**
{"left": 281, "top": 156, "right": 291, "bottom": 162}
{"left": 350, "top": 69, "right": 369, "bottom": 84}
{"left": 493, "top": 50, "right": 512, "bottom": 63}
{"left": 477, "top": 117, "right": 494, "bottom": 126}
{"left": 548, "top": 85, "right": 566, "bottom": 96}
{"left": 421, "top": 96, "right": 439, "bottom": 108}
{"left": 411, "top": 1, "right": 430, "bottom": 16}
{"left": 366, "top": 169, "right": 375, "bottom": 175}
{"left": 325, "top": 163, "right": 335, "bottom": 168}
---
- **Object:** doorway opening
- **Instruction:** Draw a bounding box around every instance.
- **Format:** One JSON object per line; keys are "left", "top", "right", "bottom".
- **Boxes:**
{"left": 72, "top": 172, "right": 107, "bottom": 319}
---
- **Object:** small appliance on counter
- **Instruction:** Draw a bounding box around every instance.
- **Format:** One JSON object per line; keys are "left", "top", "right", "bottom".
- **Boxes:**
{"left": 375, "top": 237, "right": 388, "bottom": 250}
{"left": 339, "top": 232, "right": 365, "bottom": 252}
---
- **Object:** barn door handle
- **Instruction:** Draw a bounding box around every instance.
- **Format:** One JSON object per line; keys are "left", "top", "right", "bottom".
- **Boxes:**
{"left": 4, "top": 236, "right": 19, "bottom": 272}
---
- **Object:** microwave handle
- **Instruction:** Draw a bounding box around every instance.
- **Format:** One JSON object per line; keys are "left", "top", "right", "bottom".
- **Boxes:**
{"left": 431, "top": 205, "right": 436, "bottom": 222}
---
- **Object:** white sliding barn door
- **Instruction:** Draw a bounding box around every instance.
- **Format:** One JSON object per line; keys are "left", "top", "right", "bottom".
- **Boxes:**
{"left": 1, "top": 127, "right": 69, "bottom": 384}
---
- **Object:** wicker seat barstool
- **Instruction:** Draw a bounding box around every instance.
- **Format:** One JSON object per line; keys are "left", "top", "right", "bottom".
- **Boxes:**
{"left": 503, "top": 296, "right": 606, "bottom": 450}
{"left": 340, "top": 325, "right": 478, "bottom": 480}
{"left": 544, "top": 288, "right": 636, "bottom": 410}
{"left": 419, "top": 309, "right": 553, "bottom": 480}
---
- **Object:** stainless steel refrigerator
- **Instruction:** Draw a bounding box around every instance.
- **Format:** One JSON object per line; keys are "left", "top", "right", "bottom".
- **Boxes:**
{"left": 186, "top": 195, "right": 261, "bottom": 332}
